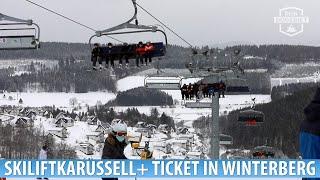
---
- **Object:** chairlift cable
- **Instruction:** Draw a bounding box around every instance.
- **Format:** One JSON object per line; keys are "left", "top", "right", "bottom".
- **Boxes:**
{"left": 135, "top": 2, "right": 194, "bottom": 48}
{"left": 24, "top": 0, "right": 123, "bottom": 43}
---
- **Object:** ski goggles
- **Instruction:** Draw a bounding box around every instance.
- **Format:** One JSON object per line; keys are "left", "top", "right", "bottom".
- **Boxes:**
{"left": 116, "top": 132, "right": 127, "bottom": 136}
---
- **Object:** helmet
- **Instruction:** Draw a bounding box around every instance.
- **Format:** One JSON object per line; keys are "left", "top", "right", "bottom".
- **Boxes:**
{"left": 111, "top": 119, "right": 127, "bottom": 133}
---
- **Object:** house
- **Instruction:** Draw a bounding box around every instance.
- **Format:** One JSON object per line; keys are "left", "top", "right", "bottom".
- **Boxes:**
{"left": 186, "top": 151, "right": 205, "bottom": 159}
{"left": 86, "top": 132, "right": 104, "bottom": 143}
{"left": 170, "top": 139, "right": 190, "bottom": 150}
{"left": 135, "top": 122, "right": 147, "bottom": 128}
{"left": 78, "top": 142, "right": 94, "bottom": 155}
{"left": 177, "top": 127, "right": 189, "bottom": 134}
{"left": 43, "top": 111, "right": 53, "bottom": 118}
{"left": 15, "top": 117, "right": 33, "bottom": 127}
{"left": 26, "top": 110, "right": 37, "bottom": 120}
{"left": 55, "top": 117, "right": 74, "bottom": 128}
{"left": 95, "top": 123, "right": 111, "bottom": 134}
{"left": 48, "top": 127, "right": 68, "bottom": 138}
{"left": 177, "top": 134, "right": 194, "bottom": 142}
{"left": 158, "top": 124, "right": 170, "bottom": 134}
{"left": 87, "top": 116, "right": 100, "bottom": 125}
{"left": 56, "top": 112, "right": 67, "bottom": 119}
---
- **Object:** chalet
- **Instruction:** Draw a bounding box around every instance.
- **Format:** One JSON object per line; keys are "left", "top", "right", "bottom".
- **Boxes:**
{"left": 177, "top": 134, "right": 194, "bottom": 142}
{"left": 95, "top": 123, "right": 111, "bottom": 134}
{"left": 135, "top": 122, "right": 147, "bottom": 128}
{"left": 87, "top": 116, "right": 100, "bottom": 125}
{"left": 78, "top": 142, "right": 94, "bottom": 155}
{"left": 158, "top": 124, "right": 170, "bottom": 134}
{"left": 43, "top": 111, "right": 54, "bottom": 118}
{"left": 86, "top": 132, "right": 104, "bottom": 143}
{"left": 48, "top": 127, "right": 68, "bottom": 138}
{"left": 55, "top": 112, "right": 67, "bottom": 119}
{"left": 177, "top": 127, "right": 189, "bottom": 134}
{"left": 170, "top": 139, "right": 190, "bottom": 150}
{"left": 15, "top": 117, "right": 33, "bottom": 127}
{"left": 26, "top": 110, "right": 37, "bottom": 120}
{"left": 186, "top": 151, "right": 205, "bottom": 159}
{"left": 55, "top": 117, "right": 74, "bottom": 128}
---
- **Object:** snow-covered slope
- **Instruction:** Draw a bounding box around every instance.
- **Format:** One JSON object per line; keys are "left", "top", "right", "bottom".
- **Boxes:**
{"left": 0, "top": 92, "right": 116, "bottom": 108}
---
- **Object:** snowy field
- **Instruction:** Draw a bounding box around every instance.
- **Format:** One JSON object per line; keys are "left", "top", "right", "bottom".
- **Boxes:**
{"left": 0, "top": 92, "right": 116, "bottom": 108}
{"left": 112, "top": 94, "right": 271, "bottom": 127}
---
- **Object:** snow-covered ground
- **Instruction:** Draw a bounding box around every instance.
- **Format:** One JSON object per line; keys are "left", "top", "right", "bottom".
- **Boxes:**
{"left": 0, "top": 92, "right": 116, "bottom": 108}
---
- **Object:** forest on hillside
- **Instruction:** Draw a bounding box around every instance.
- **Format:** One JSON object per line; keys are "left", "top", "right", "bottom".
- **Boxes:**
{"left": 106, "top": 87, "right": 174, "bottom": 106}
{"left": 1, "top": 42, "right": 320, "bottom": 69}
{"left": 193, "top": 84, "right": 319, "bottom": 158}
{"left": 0, "top": 58, "right": 117, "bottom": 93}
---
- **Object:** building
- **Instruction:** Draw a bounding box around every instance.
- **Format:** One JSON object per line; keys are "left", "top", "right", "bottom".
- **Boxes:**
{"left": 78, "top": 142, "right": 94, "bottom": 155}
{"left": 55, "top": 117, "right": 74, "bottom": 128}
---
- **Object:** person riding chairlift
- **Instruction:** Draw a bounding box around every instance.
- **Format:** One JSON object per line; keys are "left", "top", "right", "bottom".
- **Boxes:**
{"left": 119, "top": 43, "right": 131, "bottom": 68}
{"left": 136, "top": 41, "right": 146, "bottom": 67}
{"left": 106, "top": 43, "right": 115, "bottom": 68}
{"left": 91, "top": 43, "right": 101, "bottom": 70}
{"left": 144, "top": 41, "right": 155, "bottom": 66}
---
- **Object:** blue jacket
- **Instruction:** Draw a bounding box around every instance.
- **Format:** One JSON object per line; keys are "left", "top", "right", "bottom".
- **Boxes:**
{"left": 300, "top": 88, "right": 320, "bottom": 180}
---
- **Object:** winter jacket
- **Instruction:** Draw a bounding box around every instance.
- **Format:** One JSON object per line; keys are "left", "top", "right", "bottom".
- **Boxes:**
{"left": 102, "top": 134, "right": 127, "bottom": 159}
{"left": 145, "top": 44, "right": 155, "bottom": 53}
{"left": 300, "top": 88, "right": 320, "bottom": 180}
{"left": 92, "top": 47, "right": 101, "bottom": 58}
{"left": 136, "top": 45, "right": 146, "bottom": 56}
{"left": 38, "top": 149, "right": 47, "bottom": 160}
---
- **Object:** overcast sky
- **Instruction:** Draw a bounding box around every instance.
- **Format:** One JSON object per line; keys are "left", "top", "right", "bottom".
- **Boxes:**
{"left": 2, "top": 0, "right": 320, "bottom": 47}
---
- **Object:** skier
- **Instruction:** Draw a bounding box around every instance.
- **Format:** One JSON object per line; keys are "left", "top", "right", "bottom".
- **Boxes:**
{"left": 91, "top": 43, "right": 101, "bottom": 70}
{"left": 102, "top": 120, "right": 128, "bottom": 180}
{"left": 37, "top": 145, "right": 48, "bottom": 180}
{"left": 144, "top": 41, "right": 155, "bottom": 66}
{"left": 135, "top": 42, "right": 146, "bottom": 67}
{"left": 300, "top": 88, "right": 320, "bottom": 180}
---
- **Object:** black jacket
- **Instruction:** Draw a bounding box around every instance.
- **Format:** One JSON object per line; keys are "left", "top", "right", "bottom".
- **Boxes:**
{"left": 92, "top": 47, "right": 100, "bottom": 57}
{"left": 300, "top": 88, "right": 320, "bottom": 135}
{"left": 102, "top": 134, "right": 127, "bottom": 159}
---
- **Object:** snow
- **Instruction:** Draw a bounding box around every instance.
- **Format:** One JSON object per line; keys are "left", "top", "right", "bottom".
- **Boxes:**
{"left": 112, "top": 94, "right": 271, "bottom": 128}
{"left": 117, "top": 76, "right": 146, "bottom": 92}
{"left": 0, "top": 92, "right": 116, "bottom": 108}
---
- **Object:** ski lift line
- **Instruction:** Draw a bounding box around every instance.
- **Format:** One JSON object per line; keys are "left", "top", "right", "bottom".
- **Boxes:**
{"left": 135, "top": 2, "right": 193, "bottom": 48}
{"left": 24, "top": 0, "right": 123, "bottom": 43}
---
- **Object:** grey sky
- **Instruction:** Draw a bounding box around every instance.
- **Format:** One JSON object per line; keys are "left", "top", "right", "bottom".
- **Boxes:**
{"left": 2, "top": 0, "right": 320, "bottom": 47}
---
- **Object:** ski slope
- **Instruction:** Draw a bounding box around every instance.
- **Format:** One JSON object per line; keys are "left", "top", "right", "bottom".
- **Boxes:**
{"left": 0, "top": 92, "right": 116, "bottom": 108}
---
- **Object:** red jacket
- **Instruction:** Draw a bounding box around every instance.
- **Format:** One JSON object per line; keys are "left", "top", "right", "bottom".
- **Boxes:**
{"left": 136, "top": 46, "right": 146, "bottom": 55}
{"left": 145, "top": 44, "right": 155, "bottom": 53}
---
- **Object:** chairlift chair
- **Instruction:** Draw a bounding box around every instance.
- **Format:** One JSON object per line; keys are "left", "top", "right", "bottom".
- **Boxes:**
{"left": 238, "top": 109, "right": 265, "bottom": 126}
{"left": 144, "top": 76, "right": 182, "bottom": 90}
{"left": 0, "top": 13, "right": 40, "bottom": 50}
{"left": 219, "top": 134, "right": 233, "bottom": 145}
{"left": 89, "top": 0, "right": 168, "bottom": 60}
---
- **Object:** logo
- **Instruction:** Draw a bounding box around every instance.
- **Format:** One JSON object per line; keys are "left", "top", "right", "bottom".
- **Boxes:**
{"left": 274, "top": 7, "right": 309, "bottom": 37}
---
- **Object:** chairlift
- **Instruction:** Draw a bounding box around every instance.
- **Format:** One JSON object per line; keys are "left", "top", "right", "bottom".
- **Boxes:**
{"left": 225, "top": 78, "right": 250, "bottom": 94}
{"left": 89, "top": 0, "right": 168, "bottom": 60}
{"left": 0, "top": 13, "right": 40, "bottom": 50}
{"left": 220, "top": 134, "right": 233, "bottom": 145}
{"left": 185, "top": 101, "right": 211, "bottom": 108}
{"left": 144, "top": 76, "right": 182, "bottom": 90}
{"left": 238, "top": 109, "right": 265, "bottom": 126}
